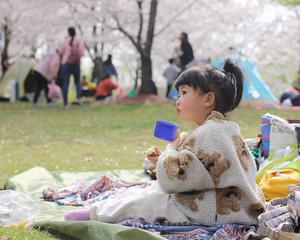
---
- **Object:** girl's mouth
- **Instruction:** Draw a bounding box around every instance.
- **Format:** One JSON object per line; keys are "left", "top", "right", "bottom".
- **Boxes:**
{"left": 176, "top": 108, "right": 181, "bottom": 114}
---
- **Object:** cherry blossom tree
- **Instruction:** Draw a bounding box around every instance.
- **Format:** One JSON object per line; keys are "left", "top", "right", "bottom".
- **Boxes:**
{"left": 0, "top": 0, "right": 299, "bottom": 95}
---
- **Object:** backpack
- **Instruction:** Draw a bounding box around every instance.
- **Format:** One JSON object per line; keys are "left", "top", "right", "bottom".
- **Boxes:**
{"left": 67, "top": 42, "right": 81, "bottom": 64}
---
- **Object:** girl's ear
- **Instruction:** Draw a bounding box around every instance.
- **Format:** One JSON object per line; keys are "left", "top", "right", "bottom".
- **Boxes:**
{"left": 203, "top": 92, "right": 215, "bottom": 107}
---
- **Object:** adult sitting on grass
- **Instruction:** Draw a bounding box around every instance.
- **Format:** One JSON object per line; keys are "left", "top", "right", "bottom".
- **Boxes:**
{"left": 280, "top": 82, "right": 300, "bottom": 107}
{"left": 65, "top": 60, "right": 265, "bottom": 226}
{"left": 95, "top": 75, "right": 119, "bottom": 101}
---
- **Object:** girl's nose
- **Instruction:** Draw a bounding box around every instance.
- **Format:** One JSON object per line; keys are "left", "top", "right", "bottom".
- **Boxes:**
{"left": 176, "top": 97, "right": 180, "bottom": 106}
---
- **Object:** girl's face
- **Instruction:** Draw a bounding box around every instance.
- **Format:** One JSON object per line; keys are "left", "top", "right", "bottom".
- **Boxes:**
{"left": 176, "top": 85, "right": 215, "bottom": 125}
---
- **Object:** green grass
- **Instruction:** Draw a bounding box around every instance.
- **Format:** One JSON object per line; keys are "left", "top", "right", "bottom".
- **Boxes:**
{"left": 0, "top": 226, "right": 57, "bottom": 240}
{"left": 0, "top": 102, "right": 299, "bottom": 239}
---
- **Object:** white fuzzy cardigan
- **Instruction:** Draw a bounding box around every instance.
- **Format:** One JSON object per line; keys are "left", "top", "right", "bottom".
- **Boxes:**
{"left": 90, "top": 111, "right": 265, "bottom": 225}
{"left": 156, "top": 111, "right": 265, "bottom": 226}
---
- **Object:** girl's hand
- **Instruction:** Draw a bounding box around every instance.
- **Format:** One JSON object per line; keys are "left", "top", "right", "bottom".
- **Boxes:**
{"left": 144, "top": 146, "right": 161, "bottom": 166}
{"left": 169, "top": 129, "right": 181, "bottom": 150}
{"left": 148, "top": 156, "right": 159, "bottom": 166}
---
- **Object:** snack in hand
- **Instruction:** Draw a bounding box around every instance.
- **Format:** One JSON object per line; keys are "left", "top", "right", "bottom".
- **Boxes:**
{"left": 144, "top": 146, "right": 161, "bottom": 158}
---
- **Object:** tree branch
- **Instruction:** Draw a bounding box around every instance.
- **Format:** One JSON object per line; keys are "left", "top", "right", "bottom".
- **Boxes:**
{"left": 136, "top": 0, "right": 144, "bottom": 46}
{"left": 154, "top": 0, "right": 197, "bottom": 37}
{"left": 145, "top": 0, "right": 157, "bottom": 53}
{"left": 112, "top": 15, "right": 143, "bottom": 54}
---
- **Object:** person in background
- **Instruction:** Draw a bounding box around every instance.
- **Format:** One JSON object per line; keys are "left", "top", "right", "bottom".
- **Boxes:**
{"left": 163, "top": 58, "right": 181, "bottom": 98}
{"left": 31, "top": 51, "right": 60, "bottom": 106}
{"left": 178, "top": 32, "right": 194, "bottom": 69}
{"left": 102, "top": 55, "right": 118, "bottom": 79}
{"left": 59, "top": 27, "right": 85, "bottom": 107}
{"left": 81, "top": 75, "right": 88, "bottom": 87}
{"left": 280, "top": 82, "right": 300, "bottom": 107}
{"left": 95, "top": 75, "right": 119, "bottom": 101}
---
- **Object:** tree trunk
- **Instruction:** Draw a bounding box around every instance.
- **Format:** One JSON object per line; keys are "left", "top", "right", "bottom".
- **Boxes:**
{"left": 134, "top": 62, "right": 141, "bottom": 90}
{"left": 92, "top": 56, "right": 103, "bottom": 83}
{"left": 114, "top": 0, "right": 157, "bottom": 94}
{"left": 1, "top": 52, "right": 8, "bottom": 79}
{"left": 1, "top": 23, "right": 10, "bottom": 78}
{"left": 138, "top": 0, "right": 157, "bottom": 95}
{"left": 139, "top": 54, "right": 155, "bottom": 94}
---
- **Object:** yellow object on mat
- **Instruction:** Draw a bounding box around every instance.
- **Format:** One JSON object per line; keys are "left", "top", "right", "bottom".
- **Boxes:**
{"left": 10, "top": 220, "right": 29, "bottom": 228}
{"left": 258, "top": 168, "right": 300, "bottom": 201}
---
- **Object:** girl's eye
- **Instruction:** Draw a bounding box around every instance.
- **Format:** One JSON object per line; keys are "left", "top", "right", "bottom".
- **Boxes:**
{"left": 182, "top": 90, "right": 187, "bottom": 95}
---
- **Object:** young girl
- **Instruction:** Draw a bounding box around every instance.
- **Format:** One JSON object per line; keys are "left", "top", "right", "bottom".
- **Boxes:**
{"left": 65, "top": 59, "right": 265, "bottom": 225}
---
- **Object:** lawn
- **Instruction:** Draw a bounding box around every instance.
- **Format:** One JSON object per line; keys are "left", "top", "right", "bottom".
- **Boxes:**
{"left": 0, "top": 226, "right": 57, "bottom": 240}
{"left": 0, "top": 102, "right": 299, "bottom": 239}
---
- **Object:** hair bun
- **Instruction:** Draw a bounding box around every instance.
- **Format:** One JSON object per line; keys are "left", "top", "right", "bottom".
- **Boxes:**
{"left": 222, "top": 59, "right": 244, "bottom": 110}
{"left": 223, "top": 59, "right": 236, "bottom": 74}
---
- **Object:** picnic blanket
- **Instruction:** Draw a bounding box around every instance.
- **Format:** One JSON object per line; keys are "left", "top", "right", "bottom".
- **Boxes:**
{"left": 4, "top": 167, "right": 149, "bottom": 223}
{"left": 42, "top": 175, "right": 151, "bottom": 206}
{"left": 4, "top": 167, "right": 258, "bottom": 239}
{"left": 119, "top": 218, "right": 257, "bottom": 240}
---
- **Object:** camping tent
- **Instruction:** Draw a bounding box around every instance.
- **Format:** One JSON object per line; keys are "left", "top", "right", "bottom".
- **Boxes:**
{"left": 0, "top": 57, "right": 34, "bottom": 99}
{"left": 212, "top": 56, "right": 278, "bottom": 104}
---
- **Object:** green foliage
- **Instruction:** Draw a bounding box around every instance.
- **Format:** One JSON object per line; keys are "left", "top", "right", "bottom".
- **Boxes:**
{"left": 281, "top": 0, "right": 300, "bottom": 6}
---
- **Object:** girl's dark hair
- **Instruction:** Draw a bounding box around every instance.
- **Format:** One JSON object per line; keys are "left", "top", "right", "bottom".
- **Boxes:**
{"left": 175, "top": 59, "right": 243, "bottom": 114}
{"left": 68, "top": 27, "right": 76, "bottom": 46}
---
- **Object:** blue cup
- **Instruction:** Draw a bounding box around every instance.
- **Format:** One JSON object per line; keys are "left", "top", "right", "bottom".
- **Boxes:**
{"left": 154, "top": 120, "right": 178, "bottom": 141}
